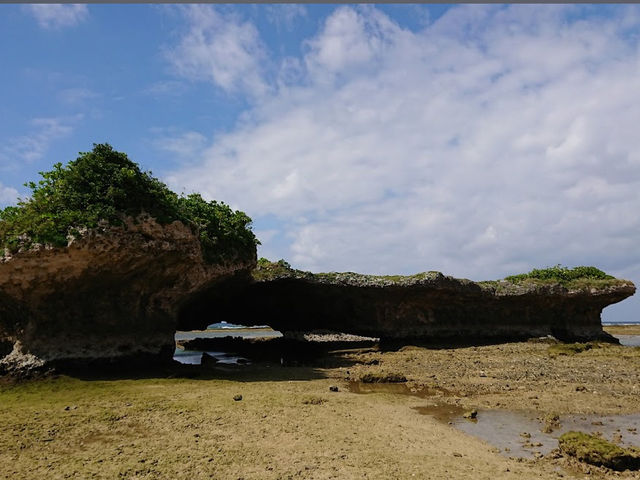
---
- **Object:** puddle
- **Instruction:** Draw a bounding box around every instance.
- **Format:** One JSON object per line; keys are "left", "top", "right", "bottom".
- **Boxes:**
{"left": 446, "top": 411, "right": 640, "bottom": 459}
{"left": 349, "top": 381, "right": 640, "bottom": 459}
{"left": 173, "top": 349, "right": 249, "bottom": 365}
{"left": 412, "top": 404, "right": 468, "bottom": 423}
{"left": 348, "top": 381, "right": 451, "bottom": 398}
{"left": 615, "top": 335, "right": 640, "bottom": 347}
{"left": 173, "top": 327, "right": 280, "bottom": 365}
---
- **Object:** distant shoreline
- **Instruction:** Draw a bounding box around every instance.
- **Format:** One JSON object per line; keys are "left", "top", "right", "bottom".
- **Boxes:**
{"left": 603, "top": 324, "right": 640, "bottom": 336}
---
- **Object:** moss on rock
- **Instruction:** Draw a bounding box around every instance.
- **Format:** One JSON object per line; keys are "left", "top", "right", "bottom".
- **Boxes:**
{"left": 558, "top": 431, "right": 640, "bottom": 471}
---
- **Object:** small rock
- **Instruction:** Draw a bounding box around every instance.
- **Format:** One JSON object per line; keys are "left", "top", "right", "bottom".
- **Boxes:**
{"left": 463, "top": 409, "right": 478, "bottom": 420}
{"left": 201, "top": 352, "right": 218, "bottom": 366}
{"left": 329, "top": 386, "right": 339, "bottom": 392}
{"left": 233, "top": 394, "right": 242, "bottom": 401}
{"left": 520, "top": 432, "right": 531, "bottom": 439}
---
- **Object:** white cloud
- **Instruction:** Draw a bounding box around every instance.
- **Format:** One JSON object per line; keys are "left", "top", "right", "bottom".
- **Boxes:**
{"left": 154, "top": 130, "right": 207, "bottom": 160}
{"left": 168, "top": 4, "right": 640, "bottom": 300}
{"left": 166, "top": 5, "right": 269, "bottom": 98}
{"left": 265, "top": 5, "right": 307, "bottom": 31}
{"left": 1, "top": 116, "right": 79, "bottom": 164}
{"left": 57, "top": 87, "right": 97, "bottom": 105}
{"left": 25, "top": 4, "right": 89, "bottom": 29}
{"left": 303, "top": 6, "right": 402, "bottom": 82}
{"left": 144, "top": 80, "right": 187, "bottom": 97}
{"left": 0, "top": 183, "right": 18, "bottom": 207}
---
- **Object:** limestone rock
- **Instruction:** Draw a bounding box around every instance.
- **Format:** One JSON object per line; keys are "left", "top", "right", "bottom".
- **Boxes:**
{"left": 0, "top": 215, "right": 255, "bottom": 375}
{"left": 185, "top": 264, "right": 635, "bottom": 343}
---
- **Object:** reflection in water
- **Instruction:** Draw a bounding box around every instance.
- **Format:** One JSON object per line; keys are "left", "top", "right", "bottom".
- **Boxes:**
{"left": 173, "top": 327, "right": 281, "bottom": 365}
{"left": 442, "top": 410, "right": 640, "bottom": 459}
{"left": 349, "top": 381, "right": 640, "bottom": 459}
{"left": 172, "top": 349, "right": 248, "bottom": 365}
{"left": 412, "top": 404, "right": 467, "bottom": 423}
{"left": 615, "top": 335, "right": 640, "bottom": 347}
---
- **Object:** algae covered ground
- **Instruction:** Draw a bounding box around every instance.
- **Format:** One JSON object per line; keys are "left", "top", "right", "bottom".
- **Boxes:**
{"left": 0, "top": 369, "right": 550, "bottom": 480}
{"left": 2, "top": 330, "right": 640, "bottom": 479}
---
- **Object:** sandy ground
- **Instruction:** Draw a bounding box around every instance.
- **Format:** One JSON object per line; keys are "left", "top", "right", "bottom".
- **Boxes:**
{"left": 605, "top": 325, "right": 640, "bottom": 336}
{"left": 1, "top": 327, "right": 639, "bottom": 479}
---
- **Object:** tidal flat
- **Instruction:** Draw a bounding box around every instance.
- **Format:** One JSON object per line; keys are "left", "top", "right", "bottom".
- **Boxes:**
{"left": 2, "top": 328, "right": 640, "bottom": 479}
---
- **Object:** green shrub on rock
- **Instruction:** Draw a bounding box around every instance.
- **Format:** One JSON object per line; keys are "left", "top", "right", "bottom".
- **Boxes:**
{"left": 505, "top": 265, "right": 614, "bottom": 284}
{"left": 0, "top": 143, "right": 257, "bottom": 264}
{"left": 558, "top": 431, "right": 640, "bottom": 471}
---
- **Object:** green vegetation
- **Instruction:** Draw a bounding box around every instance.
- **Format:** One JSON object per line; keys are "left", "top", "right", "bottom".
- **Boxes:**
{"left": 0, "top": 373, "right": 456, "bottom": 479}
{"left": 360, "top": 372, "right": 407, "bottom": 383}
{"left": 254, "top": 258, "right": 444, "bottom": 286}
{"left": 254, "top": 257, "right": 296, "bottom": 280}
{"left": 0, "top": 144, "right": 257, "bottom": 263}
{"left": 558, "top": 431, "right": 640, "bottom": 471}
{"left": 505, "top": 265, "right": 614, "bottom": 284}
{"left": 301, "top": 395, "right": 327, "bottom": 405}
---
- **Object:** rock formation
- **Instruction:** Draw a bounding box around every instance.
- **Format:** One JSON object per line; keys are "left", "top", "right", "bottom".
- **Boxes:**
{"left": 0, "top": 215, "right": 255, "bottom": 375}
{"left": 181, "top": 264, "right": 635, "bottom": 344}
{"left": 2, "top": 222, "right": 635, "bottom": 376}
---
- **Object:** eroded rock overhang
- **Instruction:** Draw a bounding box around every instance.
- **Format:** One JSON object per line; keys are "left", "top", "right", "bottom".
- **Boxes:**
{"left": 0, "top": 216, "right": 256, "bottom": 375}
{"left": 180, "top": 269, "right": 636, "bottom": 344}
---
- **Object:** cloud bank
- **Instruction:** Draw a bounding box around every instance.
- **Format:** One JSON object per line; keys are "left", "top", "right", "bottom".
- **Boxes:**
{"left": 166, "top": 5, "right": 640, "bottom": 309}
{"left": 1, "top": 116, "right": 78, "bottom": 165}
{"left": 25, "top": 4, "right": 89, "bottom": 29}
{"left": 0, "top": 183, "right": 18, "bottom": 208}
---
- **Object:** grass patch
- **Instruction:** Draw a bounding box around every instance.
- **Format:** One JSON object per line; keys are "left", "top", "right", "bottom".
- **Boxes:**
{"left": 253, "top": 258, "right": 444, "bottom": 286}
{"left": 501, "top": 265, "right": 627, "bottom": 289}
{"left": 505, "top": 265, "right": 613, "bottom": 283}
{"left": 301, "top": 395, "right": 327, "bottom": 405}
{"left": 558, "top": 431, "right": 640, "bottom": 471}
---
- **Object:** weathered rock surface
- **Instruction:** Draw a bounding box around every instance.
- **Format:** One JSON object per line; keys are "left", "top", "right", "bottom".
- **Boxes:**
{"left": 181, "top": 266, "right": 635, "bottom": 344}
{"left": 0, "top": 215, "right": 255, "bottom": 375}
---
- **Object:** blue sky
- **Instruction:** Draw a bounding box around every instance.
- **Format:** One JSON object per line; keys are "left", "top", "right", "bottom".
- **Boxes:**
{"left": 1, "top": 4, "right": 639, "bottom": 322}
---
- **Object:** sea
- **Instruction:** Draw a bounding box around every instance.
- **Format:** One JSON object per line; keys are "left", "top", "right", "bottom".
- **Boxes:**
{"left": 174, "top": 321, "right": 640, "bottom": 365}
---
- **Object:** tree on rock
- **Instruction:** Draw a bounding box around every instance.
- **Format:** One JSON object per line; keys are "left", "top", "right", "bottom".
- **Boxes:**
{"left": 0, "top": 143, "right": 257, "bottom": 263}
